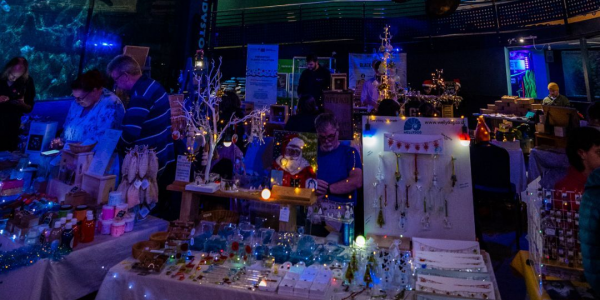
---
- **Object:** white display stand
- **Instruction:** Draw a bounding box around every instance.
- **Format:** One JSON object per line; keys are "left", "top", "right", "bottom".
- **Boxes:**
{"left": 362, "top": 116, "right": 475, "bottom": 241}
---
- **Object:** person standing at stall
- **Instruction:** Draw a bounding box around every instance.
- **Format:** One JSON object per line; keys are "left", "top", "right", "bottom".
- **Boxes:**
{"left": 107, "top": 55, "right": 175, "bottom": 176}
{"left": 542, "top": 82, "right": 570, "bottom": 107}
{"left": 297, "top": 54, "right": 331, "bottom": 110}
{"left": 0, "top": 57, "right": 35, "bottom": 151}
{"left": 361, "top": 61, "right": 381, "bottom": 112}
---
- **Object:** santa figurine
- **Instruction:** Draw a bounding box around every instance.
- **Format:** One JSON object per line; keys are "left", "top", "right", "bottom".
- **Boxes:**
{"left": 273, "top": 137, "right": 316, "bottom": 188}
{"left": 422, "top": 80, "right": 435, "bottom": 95}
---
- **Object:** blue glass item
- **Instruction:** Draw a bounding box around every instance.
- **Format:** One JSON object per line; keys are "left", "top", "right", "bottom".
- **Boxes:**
{"left": 204, "top": 235, "right": 227, "bottom": 253}
{"left": 259, "top": 228, "right": 275, "bottom": 245}
{"left": 290, "top": 235, "right": 317, "bottom": 265}
{"left": 253, "top": 244, "right": 268, "bottom": 261}
{"left": 217, "top": 223, "right": 236, "bottom": 239}
{"left": 269, "top": 244, "right": 291, "bottom": 264}
{"left": 239, "top": 222, "right": 255, "bottom": 241}
{"left": 191, "top": 221, "right": 216, "bottom": 251}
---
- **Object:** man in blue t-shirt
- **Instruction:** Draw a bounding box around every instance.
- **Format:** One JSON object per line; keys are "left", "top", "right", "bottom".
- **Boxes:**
{"left": 315, "top": 113, "right": 363, "bottom": 204}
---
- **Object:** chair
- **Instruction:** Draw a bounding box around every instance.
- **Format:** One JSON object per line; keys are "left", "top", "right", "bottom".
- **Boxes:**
{"left": 470, "top": 142, "right": 522, "bottom": 251}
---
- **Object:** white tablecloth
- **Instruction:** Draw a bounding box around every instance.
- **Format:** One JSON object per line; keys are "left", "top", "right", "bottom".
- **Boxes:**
{"left": 96, "top": 250, "right": 500, "bottom": 300}
{"left": 0, "top": 216, "right": 168, "bottom": 300}
{"left": 491, "top": 140, "right": 527, "bottom": 193}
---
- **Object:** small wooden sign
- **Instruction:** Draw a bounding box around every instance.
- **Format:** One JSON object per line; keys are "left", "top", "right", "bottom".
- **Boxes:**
{"left": 323, "top": 91, "right": 354, "bottom": 140}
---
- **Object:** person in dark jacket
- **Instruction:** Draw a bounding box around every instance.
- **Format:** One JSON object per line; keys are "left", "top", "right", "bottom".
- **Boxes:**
{"left": 580, "top": 167, "right": 600, "bottom": 297}
{"left": 285, "top": 95, "right": 319, "bottom": 133}
{"left": 0, "top": 57, "right": 35, "bottom": 151}
{"left": 297, "top": 54, "right": 331, "bottom": 110}
{"left": 218, "top": 90, "right": 245, "bottom": 150}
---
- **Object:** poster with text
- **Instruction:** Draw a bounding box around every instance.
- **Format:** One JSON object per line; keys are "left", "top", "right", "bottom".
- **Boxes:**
{"left": 348, "top": 53, "right": 407, "bottom": 91}
{"left": 246, "top": 44, "right": 279, "bottom": 108}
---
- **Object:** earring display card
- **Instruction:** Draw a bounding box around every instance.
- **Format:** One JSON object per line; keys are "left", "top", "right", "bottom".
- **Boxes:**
{"left": 362, "top": 116, "right": 475, "bottom": 240}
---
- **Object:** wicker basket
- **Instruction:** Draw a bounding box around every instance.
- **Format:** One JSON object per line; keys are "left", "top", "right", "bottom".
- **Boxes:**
{"left": 199, "top": 210, "right": 239, "bottom": 234}
{"left": 132, "top": 240, "right": 161, "bottom": 260}
{"left": 149, "top": 231, "right": 169, "bottom": 247}
{"left": 67, "top": 142, "right": 97, "bottom": 154}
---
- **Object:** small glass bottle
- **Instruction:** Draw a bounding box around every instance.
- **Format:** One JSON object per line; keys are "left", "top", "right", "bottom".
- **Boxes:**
{"left": 70, "top": 219, "right": 80, "bottom": 248}
{"left": 61, "top": 223, "right": 74, "bottom": 250}
{"left": 48, "top": 222, "right": 63, "bottom": 244}
{"left": 81, "top": 213, "right": 95, "bottom": 243}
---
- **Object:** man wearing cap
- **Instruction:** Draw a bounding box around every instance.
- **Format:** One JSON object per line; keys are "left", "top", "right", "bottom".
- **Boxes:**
{"left": 543, "top": 82, "right": 570, "bottom": 107}
{"left": 273, "top": 137, "right": 316, "bottom": 188}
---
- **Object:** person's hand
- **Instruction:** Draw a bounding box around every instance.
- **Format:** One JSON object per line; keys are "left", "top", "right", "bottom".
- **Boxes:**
{"left": 50, "top": 138, "right": 64, "bottom": 150}
{"left": 316, "top": 179, "right": 329, "bottom": 196}
{"left": 0, "top": 95, "right": 9, "bottom": 103}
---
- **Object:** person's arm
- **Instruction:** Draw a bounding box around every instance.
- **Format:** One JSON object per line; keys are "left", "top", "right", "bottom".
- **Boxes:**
{"left": 117, "top": 96, "right": 149, "bottom": 150}
{"left": 11, "top": 78, "right": 35, "bottom": 113}
{"left": 329, "top": 167, "right": 363, "bottom": 194}
{"left": 83, "top": 98, "right": 126, "bottom": 145}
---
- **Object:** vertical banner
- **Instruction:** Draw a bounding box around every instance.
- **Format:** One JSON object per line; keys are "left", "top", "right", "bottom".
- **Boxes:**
{"left": 245, "top": 44, "right": 279, "bottom": 108}
{"left": 348, "top": 53, "right": 407, "bottom": 91}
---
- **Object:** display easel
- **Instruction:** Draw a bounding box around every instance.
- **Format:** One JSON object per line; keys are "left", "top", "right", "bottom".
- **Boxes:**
{"left": 362, "top": 116, "right": 476, "bottom": 241}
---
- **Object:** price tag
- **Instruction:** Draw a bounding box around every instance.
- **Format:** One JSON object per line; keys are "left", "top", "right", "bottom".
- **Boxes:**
{"left": 279, "top": 206, "right": 290, "bottom": 222}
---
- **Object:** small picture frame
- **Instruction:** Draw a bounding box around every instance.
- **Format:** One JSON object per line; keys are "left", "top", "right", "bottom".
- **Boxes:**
{"left": 269, "top": 104, "right": 289, "bottom": 124}
{"left": 331, "top": 73, "right": 347, "bottom": 91}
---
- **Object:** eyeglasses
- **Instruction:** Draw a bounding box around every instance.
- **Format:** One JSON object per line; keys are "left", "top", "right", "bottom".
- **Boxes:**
{"left": 318, "top": 130, "right": 338, "bottom": 142}
{"left": 72, "top": 91, "right": 91, "bottom": 102}
{"left": 112, "top": 72, "right": 127, "bottom": 82}
{"left": 285, "top": 147, "right": 302, "bottom": 157}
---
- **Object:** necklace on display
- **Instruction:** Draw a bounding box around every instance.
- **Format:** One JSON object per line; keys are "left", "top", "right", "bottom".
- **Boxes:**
{"left": 405, "top": 184, "right": 411, "bottom": 208}
{"left": 374, "top": 154, "right": 385, "bottom": 208}
{"left": 421, "top": 197, "right": 431, "bottom": 231}
{"left": 414, "top": 154, "right": 419, "bottom": 182}
{"left": 384, "top": 184, "right": 388, "bottom": 207}
{"left": 444, "top": 198, "right": 452, "bottom": 229}
{"left": 395, "top": 154, "right": 401, "bottom": 211}
{"left": 451, "top": 156, "right": 457, "bottom": 188}
{"left": 377, "top": 196, "right": 385, "bottom": 228}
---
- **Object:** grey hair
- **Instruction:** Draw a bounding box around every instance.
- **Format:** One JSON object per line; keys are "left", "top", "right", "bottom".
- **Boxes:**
{"left": 106, "top": 55, "right": 142, "bottom": 76}
{"left": 315, "top": 113, "right": 339, "bottom": 133}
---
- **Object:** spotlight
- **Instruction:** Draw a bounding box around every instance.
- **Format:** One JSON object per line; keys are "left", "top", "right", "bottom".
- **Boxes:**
{"left": 519, "top": 38, "right": 524, "bottom": 43}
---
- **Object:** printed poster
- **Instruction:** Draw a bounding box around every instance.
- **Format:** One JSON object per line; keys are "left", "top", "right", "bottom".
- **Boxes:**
{"left": 245, "top": 44, "right": 279, "bottom": 108}
{"left": 348, "top": 53, "right": 407, "bottom": 91}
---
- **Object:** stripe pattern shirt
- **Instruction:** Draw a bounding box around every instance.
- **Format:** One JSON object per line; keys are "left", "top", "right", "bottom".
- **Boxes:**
{"left": 118, "top": 75, "right": 174, "bottom": 175}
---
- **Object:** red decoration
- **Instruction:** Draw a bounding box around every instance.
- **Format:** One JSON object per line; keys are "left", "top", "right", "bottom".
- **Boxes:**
{"left": 423, "top": 142, "right": 429, "bottom": 151}
{"left": 231, "top": 241, "right": 239, "bottom": 252}
{"left": 396, "top": 141, "right": 402, "bottom": 148}
{"left": 404, "top": 143, "right": 410, "bottom": 150}
{"left": 245, "top": 245, "right": 252, "bottom": 254}
{"left": 388, "top": 139, "right": 394, "bottom": 148}
{"left": 415, "top": 144, "right": 421, "bottom": 151}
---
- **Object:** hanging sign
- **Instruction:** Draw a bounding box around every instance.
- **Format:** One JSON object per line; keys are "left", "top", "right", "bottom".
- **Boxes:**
{"left": 383, "top": 133, "right": 444, "bottom": 154}
{"left": 245, "top": 44, "right": 279, "bottom": 108}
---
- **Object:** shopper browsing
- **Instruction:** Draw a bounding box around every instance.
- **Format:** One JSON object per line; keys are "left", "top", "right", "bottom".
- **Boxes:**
{"left": 0, "top": 57, "right": 35, "bottom": 151}
{"left": 554, "top": 127, "right": 600, "bottom": 192}
{"left": 542, "top": 82, "right": 570, "bottom": 107}
{"left": 284, "top": 95, "right": 319, "bottom": 133}
{"left": 107, "top": 55, "right": 175, "bottom": 176}
{"left": 361, "top": 60, "right": 382, "bottom": 112}
{"left": 297, "top": 54, "right": 331, "bottom": 110}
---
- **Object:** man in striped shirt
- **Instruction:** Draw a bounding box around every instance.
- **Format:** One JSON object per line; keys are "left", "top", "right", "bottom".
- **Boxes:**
{"left": 107, "top": 55, "right": 175, "bottom": 177}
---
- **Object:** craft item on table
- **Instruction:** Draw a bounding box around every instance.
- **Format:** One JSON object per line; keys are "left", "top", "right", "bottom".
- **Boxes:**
{"left": 377, "top": 196, "right": 385, "bottom": 228}
{"left": 451, "top": 156, "right": 457, "bottom": 188}
{"left": 474, "top": 115, "right": 491, "bottom": 143}
{"left": 101, "top": 205, "right": 114, "bottom": 220}
{"left": 114, "top": 203, "right": 128, "bottom": 218}
{"left": 412, "top": 237, "right": 481, "bottom": 255}
{"left": 100, "top": 219, "right": 113, "bottom": 235}
{"left": 405, "top": 184, "right": 411, "bottom": 209}
{"left": 111, "top": 220, "right": 125, "bottom": 237}
{"left": 414, "top": 154, "right": 419, "bottom": 182}
{"left": 74, "top": 205, "right": 88, "bottom": 222}
{"left": 0, "top": 243, "right": 71, "bottom": 275}
{"left": 374, "top": 154, "right": 385, "bottom": 208}
{"left": 108, "top": 191, "right": 123, "bottom": 206}
{"left": 117, "top": 145, "right": 159, "bottom": 209}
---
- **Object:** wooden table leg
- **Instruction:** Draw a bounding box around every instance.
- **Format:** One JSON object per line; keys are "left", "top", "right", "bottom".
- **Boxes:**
{"left": 179, "top": 191, "right": 199, "bottom": 222}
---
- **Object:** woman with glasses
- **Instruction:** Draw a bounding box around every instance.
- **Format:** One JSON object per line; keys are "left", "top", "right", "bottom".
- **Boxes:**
{"left": 0, "top": 57, "right": 35, "bottom": 151}
{"left": 55, "top": 69, "right": 124, "bottom": 149}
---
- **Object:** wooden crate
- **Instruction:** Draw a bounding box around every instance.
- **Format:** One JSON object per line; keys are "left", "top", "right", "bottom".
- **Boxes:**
{"left": 81, "top": 172, "right": 116, "bottom": 204}
{"left": 47, "top": 179, "right": 77, "bottom": 202}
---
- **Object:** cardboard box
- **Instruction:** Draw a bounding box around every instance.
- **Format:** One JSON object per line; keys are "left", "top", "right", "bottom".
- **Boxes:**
{"left": 554, "top": 126, "right": 567, "bottom": 137}
{"left": 535, "top": 123, "right": 545, "bottom": 133}
{"left": 517, "top": 98, "right": 535, "bottom": 104}
{"left": 487, "top": 104, "right": 496, "bottom": 110}
{"left": 531, "top": 104, "right": 543, "bottom": 110}
{"left": 480, "top": 109, "right": 495, "bottom": 114}
{"left": 495, "top": 100, "right": 505, "bottom": 107}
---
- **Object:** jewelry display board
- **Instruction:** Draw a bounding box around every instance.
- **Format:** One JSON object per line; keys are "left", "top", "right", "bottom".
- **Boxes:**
{"left": 362, "top": 116, "right": 475, "bottom": 240}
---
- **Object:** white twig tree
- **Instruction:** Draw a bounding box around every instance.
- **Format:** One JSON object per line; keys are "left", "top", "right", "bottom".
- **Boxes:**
{"left": 182, "top": 57, "right": 268, "bottom": 184}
